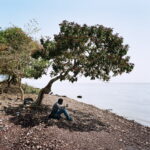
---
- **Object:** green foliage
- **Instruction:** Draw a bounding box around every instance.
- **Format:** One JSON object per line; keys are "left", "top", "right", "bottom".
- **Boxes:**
{"left": 25, "top": 58, "right": 50, "bottom": 79}
{"left": 0, "top": 26, "right": 49, "bottom": 81}
{"left": 32, "top": 39, "right": 58, "bottom": 59}
{"left": 33, "top": 20, "right": 134, "bottom": 82}
{"left": 0, "top": 27, "right": 31, "bottom": 50}
{"left": 0, "top": 27, "right": 32, "bottom": 77}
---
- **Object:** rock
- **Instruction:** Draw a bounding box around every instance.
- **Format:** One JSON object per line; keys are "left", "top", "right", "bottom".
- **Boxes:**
{"left": 119, "top": 139, "right": 123, "bottom": 142}
{"left": 0, "top": 125, "right": 5, "bottom": 130}
{"left": 49, "top": 92, "right": 53, "bottom": 95}
{"left": 106, "top": 109, "right": 113, "bottom": 112}
{"left": 62, "top": 95, "right": 67, "bottom": 97}
{"left": 16, "top": 112, "right": 20, "bottom": 116}
{"left": 24, "top": 98, "right": 34, "bottom": 105}
{"left": 8, "top": 97, "right": 12, "bottom": 100}
{"left": 26, "top": 140, "right": 30, "bottom": 144}
{"left": 77, "top": 95, "right": 82, "bottom": 98}
{"left": 37, "top": 145, "right": 42, "bottom": 149}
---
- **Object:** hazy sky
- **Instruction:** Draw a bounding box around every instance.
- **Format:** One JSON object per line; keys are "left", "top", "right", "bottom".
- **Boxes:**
{"left": 1, "top": 0, "right": 150, "bottom": 85}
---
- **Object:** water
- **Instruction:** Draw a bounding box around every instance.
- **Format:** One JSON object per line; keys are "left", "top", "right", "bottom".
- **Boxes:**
{"left": 50, "top": 82, "right": 150, "bottom": 127}
{"left": 0, "top": 75, "right": 8, "bottom": 81}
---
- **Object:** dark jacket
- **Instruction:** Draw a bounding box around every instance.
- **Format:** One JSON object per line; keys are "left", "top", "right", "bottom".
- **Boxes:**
{"left": 48, "top": 102, "right": 60, "bottom": 118}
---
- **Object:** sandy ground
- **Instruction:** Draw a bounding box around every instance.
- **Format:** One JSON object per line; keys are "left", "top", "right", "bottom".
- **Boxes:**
{"left": 0, "top": 94, "right": 150, "bottom": 150}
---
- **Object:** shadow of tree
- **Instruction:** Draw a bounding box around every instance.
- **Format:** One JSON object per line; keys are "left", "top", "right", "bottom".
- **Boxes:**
{"left": 5, "top": 104, "right": 107, "bottom": 132}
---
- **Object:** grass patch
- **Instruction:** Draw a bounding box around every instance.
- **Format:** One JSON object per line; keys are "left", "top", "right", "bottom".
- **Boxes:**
{"left": 22, "top": 84, "right": 40, "bottom": 94}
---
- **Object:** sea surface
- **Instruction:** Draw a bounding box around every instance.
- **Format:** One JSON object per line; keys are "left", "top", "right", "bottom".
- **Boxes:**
{"left": 51, "top": 82, "right": 150, "bottom": 127}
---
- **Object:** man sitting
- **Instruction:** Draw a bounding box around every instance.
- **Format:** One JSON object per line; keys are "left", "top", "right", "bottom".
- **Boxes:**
{"left": 48, "top": 98, "right": 72, "bottom": 121}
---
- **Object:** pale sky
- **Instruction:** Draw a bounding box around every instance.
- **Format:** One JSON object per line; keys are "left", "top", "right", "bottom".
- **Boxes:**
{"left": 1, "top": 0, "right": 150, "bottom": 85}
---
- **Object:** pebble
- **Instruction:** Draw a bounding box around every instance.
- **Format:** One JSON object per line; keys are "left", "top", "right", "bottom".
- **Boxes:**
{"left": 119, "top": 139, "right": 123, "bottom": 142}
{"left": 37, "top": 145, "right": 42, "bottom": 149}
{"left": 16, "top": 112, "right": 20, "bottom": 116}
{"left": 0, "top": 126, "right": 5, "bottom": 130}
{"left": 26, "top": 140, "right": 30, "bottom": 144}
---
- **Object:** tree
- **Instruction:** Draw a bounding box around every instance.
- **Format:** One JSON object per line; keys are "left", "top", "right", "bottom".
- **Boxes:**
{"left": 0, "top": 27, "right": 49, "bottom": 99}
{"left": 33, "top": 20, "right": 134, "bottom": 105}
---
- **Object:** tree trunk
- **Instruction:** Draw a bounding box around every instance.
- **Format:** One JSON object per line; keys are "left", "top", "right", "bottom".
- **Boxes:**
{"left": 35, "top": 69, "right": 71, "bottom": 106}
{"left": 18, "top": 78, "right": 24, "bottom": 100}
{"left": 19, "top": 86, "right": 24, "bottom": 100}
{"left": 35, "top": 75, "right": 61, "bottom": 106}
{"left": 7, "top": 75, "right": 11, "bottom": 88}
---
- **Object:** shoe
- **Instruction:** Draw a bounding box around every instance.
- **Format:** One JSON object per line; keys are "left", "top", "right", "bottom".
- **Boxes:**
{"left": 67, "top": 117, "right": 73, "bottom": 121}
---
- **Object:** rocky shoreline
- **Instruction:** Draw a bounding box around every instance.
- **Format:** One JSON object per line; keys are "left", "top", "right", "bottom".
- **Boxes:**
{"left": 0, "top": 94, "right": 150, "bottom": 150}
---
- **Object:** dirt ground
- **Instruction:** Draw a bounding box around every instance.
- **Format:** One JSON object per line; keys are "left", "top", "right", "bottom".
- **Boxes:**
{"left": 0, "top": 94, "right": 150, "bottom": 150}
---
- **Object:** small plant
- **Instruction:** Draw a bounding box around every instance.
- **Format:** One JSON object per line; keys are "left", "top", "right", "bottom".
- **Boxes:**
{"left": 22, "top": 83, "right": 40, "bottom": 94}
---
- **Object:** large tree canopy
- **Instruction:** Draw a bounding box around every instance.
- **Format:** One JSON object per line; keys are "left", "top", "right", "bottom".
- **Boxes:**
{"left": 0, "top": 27, "right": 49, "bottom": 99}
{"left": 33, "top": 20, "right": 134, "bottom": 105}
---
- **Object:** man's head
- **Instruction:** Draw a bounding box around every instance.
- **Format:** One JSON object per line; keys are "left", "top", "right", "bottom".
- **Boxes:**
{"left": 58, "top": 98, "right": 63, "bottom": 105}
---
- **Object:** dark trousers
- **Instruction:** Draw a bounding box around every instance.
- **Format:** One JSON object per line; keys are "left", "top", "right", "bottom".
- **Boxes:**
{"left": 49, "top": 108, "right": 72, "bottom": 121}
